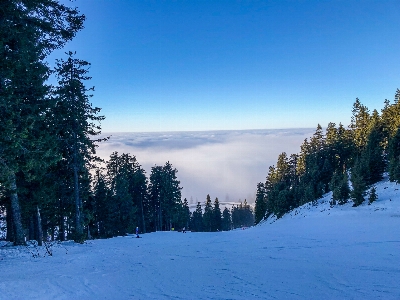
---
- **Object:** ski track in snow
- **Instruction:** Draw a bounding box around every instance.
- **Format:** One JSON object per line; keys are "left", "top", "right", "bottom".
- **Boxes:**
{"left": 0, "top": 176, "right": 399, "bottom": 299}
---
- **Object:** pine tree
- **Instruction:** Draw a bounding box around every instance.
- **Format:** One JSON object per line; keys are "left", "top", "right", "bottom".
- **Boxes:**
{"left": 231, "top": 204, "right": 240, "bottom": 229}
{"left": 335, "top": 123, "right": 354, "bottom": 171}
{"left": 362, "top": 111, "right": 385, "bottom": 185}
{"left": 271, "top": 152, "right": 296, "bottom": 216}
{"left": 351, "top": 157, "right": 367, "bottom": 207}
{"left": 53, "top": 52, "right": 105, "bottom": 242}
{"left": 103, "top": 153, "right": 149, "bottom": 236}
{"left": 190, "top": 202, "right": 203, "bottom": 232}
{"left": 309, "top": 124, "right": 325, "bottom": 153}
{"left": 264, "top": 165, "right": 278, "bottom": 215}
{"left": 161, "top": 162, "right": 182, "bottom": 231}
{"left": 368, "top": 186, "right": 378, "bottom": 205}
{"left": 350, "top": 98, "right": 371, "bottom": 153}
{"left": 92, "top": 169, "right": 109, "bottom": 238}
{"left": 212, "top": 197, "right": 222, "bottom": 231}
{"left": 242, "top": 199, "right": 255, "bottom": 227}
{"left": 130, "top": 166, "right": 148, "bottom": 234}
{"left": 113, "top": 173, "right": 136, "bottom": 235}
{"left": 254, "top": 182, "right": 266, "bottom": 224}
{"left": 329, "top": 170, "right": 350, "bottom": 205}
{"left": 381, "top": 89, "right": 400, "bottom": 143}
{"left": 221, "top": 207, "right": 231, "bottom": 231}
{"left": 148, "top": 166, "right": 163, "bottom": 231}
{"left": 148, "top": 162, "right": 182, "bottom": 231}
{"left": 180, "top": 198, "right": 191, "bottom": 230}
{"left": 202, "top": 194, "right": 213, "bottom": 232}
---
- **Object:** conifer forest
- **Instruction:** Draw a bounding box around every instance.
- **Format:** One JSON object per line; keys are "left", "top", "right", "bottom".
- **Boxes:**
{"left": 1, "top": 1, "right": 400, "bottom": 247}
{"left": 254, "top": 94, "right": 400, "bottom": 223}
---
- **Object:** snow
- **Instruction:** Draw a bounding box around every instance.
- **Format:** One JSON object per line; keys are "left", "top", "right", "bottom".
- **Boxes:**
{"left": 1, "top": 176, "right": 399, "bottom": 299}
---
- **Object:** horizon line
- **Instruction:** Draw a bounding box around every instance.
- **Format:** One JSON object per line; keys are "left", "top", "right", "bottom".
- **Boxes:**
{"left": 99, "top": 127, "right": 318, "bottom": 134}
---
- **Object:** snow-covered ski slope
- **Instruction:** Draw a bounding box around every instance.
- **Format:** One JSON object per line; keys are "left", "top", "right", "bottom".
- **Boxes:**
{"left": 1, "top": 176, "right": 399, "bottom": 299}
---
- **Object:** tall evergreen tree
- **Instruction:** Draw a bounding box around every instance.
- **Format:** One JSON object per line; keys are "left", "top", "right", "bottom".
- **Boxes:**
{"left": 190, "top": 202, "right": 203, "bottom": 232}
{"left": 242, "top": 199, "right": 255, "bottom": 226}
{"left": 179, "top": 198, "right": 191, "bottom": 230}
{"left": 202, "top": 194, "right": 213, "bottom": 232}
{"left": 212, "top": 197, "right": 222, "bottom": 231}
{"left": 131, "top": 166, "right": 148, "bottom": 234}
{"left": 254, "top": 182, "right": 266, "bottom": 224}
{"left": 335, "top": 123, "right": 354, "bottom": 171}
{"left": 148, "top": 162, "right": 182, "bottom": 231}
{"left": 92, "top": 169, "right": 108, "bottom": 238}
{"left": 381, "top": 89, "right": 400, "bottom": 143}
{"left": 362, "top": 118, "right": 385, "bottom": 185}
{"left": 148, "top": 165, "right": 163, "bottom": 231}
{"left": 351, "top": 157, "right": 367, "bottom": 207}
{"left": 53, "top": 52, "right": 105, "bottom": 242}
{"left": 309, "top": 124, "right": 325, "bottom": 152}
{"left": 221, "top": 207, "right": 231, "bottom": 231}
{"left": 329, "top": 170, "right": 350, "bottom": 205}
{"left": 368, "top": 186, "right": 378, "bottom": 205}
{"left": 350, "top": 98, "right": 371, "bottom": 153}
{"left": 104, "top": 152, "right": 142, "bottom": 236}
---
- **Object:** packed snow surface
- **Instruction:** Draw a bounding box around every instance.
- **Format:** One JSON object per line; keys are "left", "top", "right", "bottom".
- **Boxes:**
{"left": 1, "top": 177, "right": 399, "bottom": 299}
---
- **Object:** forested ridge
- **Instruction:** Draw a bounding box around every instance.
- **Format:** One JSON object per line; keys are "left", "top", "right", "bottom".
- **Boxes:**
{"left": 254, "top": 92, "right": 400, "bottom": 224}
{"left": 0, "top": 0, "right": 254, "bottom": 246}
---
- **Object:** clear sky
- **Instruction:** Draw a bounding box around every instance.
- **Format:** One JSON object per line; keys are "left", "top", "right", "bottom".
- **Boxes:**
{"left": 50, "top": 0, "right": 400, "bottom": 132}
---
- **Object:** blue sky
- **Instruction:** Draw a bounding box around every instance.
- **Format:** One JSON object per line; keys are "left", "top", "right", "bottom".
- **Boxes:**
{"left": 51, "top": 0, "right": 400, "bottom": 132}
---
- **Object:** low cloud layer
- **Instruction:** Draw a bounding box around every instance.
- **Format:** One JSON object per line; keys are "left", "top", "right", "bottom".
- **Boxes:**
{"left": 96, "top": 129, "right": 315, "bottom": 205}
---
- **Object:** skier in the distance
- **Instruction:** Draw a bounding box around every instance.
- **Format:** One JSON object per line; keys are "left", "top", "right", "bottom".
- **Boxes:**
{"left": 136, "top": 226, "right": 140, "bottom": 238}
{"left": 182, "top": 227, "right": 186, "bottom": 233}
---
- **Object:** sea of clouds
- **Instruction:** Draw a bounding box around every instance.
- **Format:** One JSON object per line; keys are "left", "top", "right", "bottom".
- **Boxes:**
{"left": 96, "top": 129, "right": 316, "bottom": 206}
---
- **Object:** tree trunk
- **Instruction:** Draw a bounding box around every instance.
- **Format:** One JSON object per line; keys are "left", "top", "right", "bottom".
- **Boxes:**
{"left": 35, "top": 206, "right": 43, "bottom": 246}
{"left": 140, "top": 194, "right": 146, "bottom": 233}
{"left": 8, "top": 173, "right": 26, "bottom": 245}
{"left": 72, "top": 133, "right": 83, "bottom": 241}
{"left": 41, "top": 215, "right": 49, "bottom": 241}
{"left": 154, "top": 204, "right": 158, "bottom": 231}
{"left": 87, "top": 225, "right": 92, "bottom": 239}
{"left": 29, "top": 215, "right": 35, "bottom": 241}
{"left": 6, "top": 203, "right": 14, "bottom": 242}
{"left": 158, "top": 202, "right": 163, "bottom": 231}
{"left": 58, "top": 197, "right": 65, "bottom": 241}
{"left": 73, "top": 163, "right": 83, "bottom": 240}
{"left": 50, "top": 226, "right": 54, "bottom": 241}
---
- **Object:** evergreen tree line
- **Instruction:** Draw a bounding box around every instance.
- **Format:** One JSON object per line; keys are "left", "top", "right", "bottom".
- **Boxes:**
{"left": 190, "top": 196, "right": 254, "bottom": 232}
{"left": 91, "top": 155, "right": 187, "bottom": 237}
{"left": 254, "top": 91, "right": 400, "bottom": 224}
{"left": 0, "top": 0, "right": 101, "bottom": 245}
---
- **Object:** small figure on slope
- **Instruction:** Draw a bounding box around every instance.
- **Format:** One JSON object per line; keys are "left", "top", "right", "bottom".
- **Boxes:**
{"left": 136, "top": 227, "right": 140, "bottom": 238}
